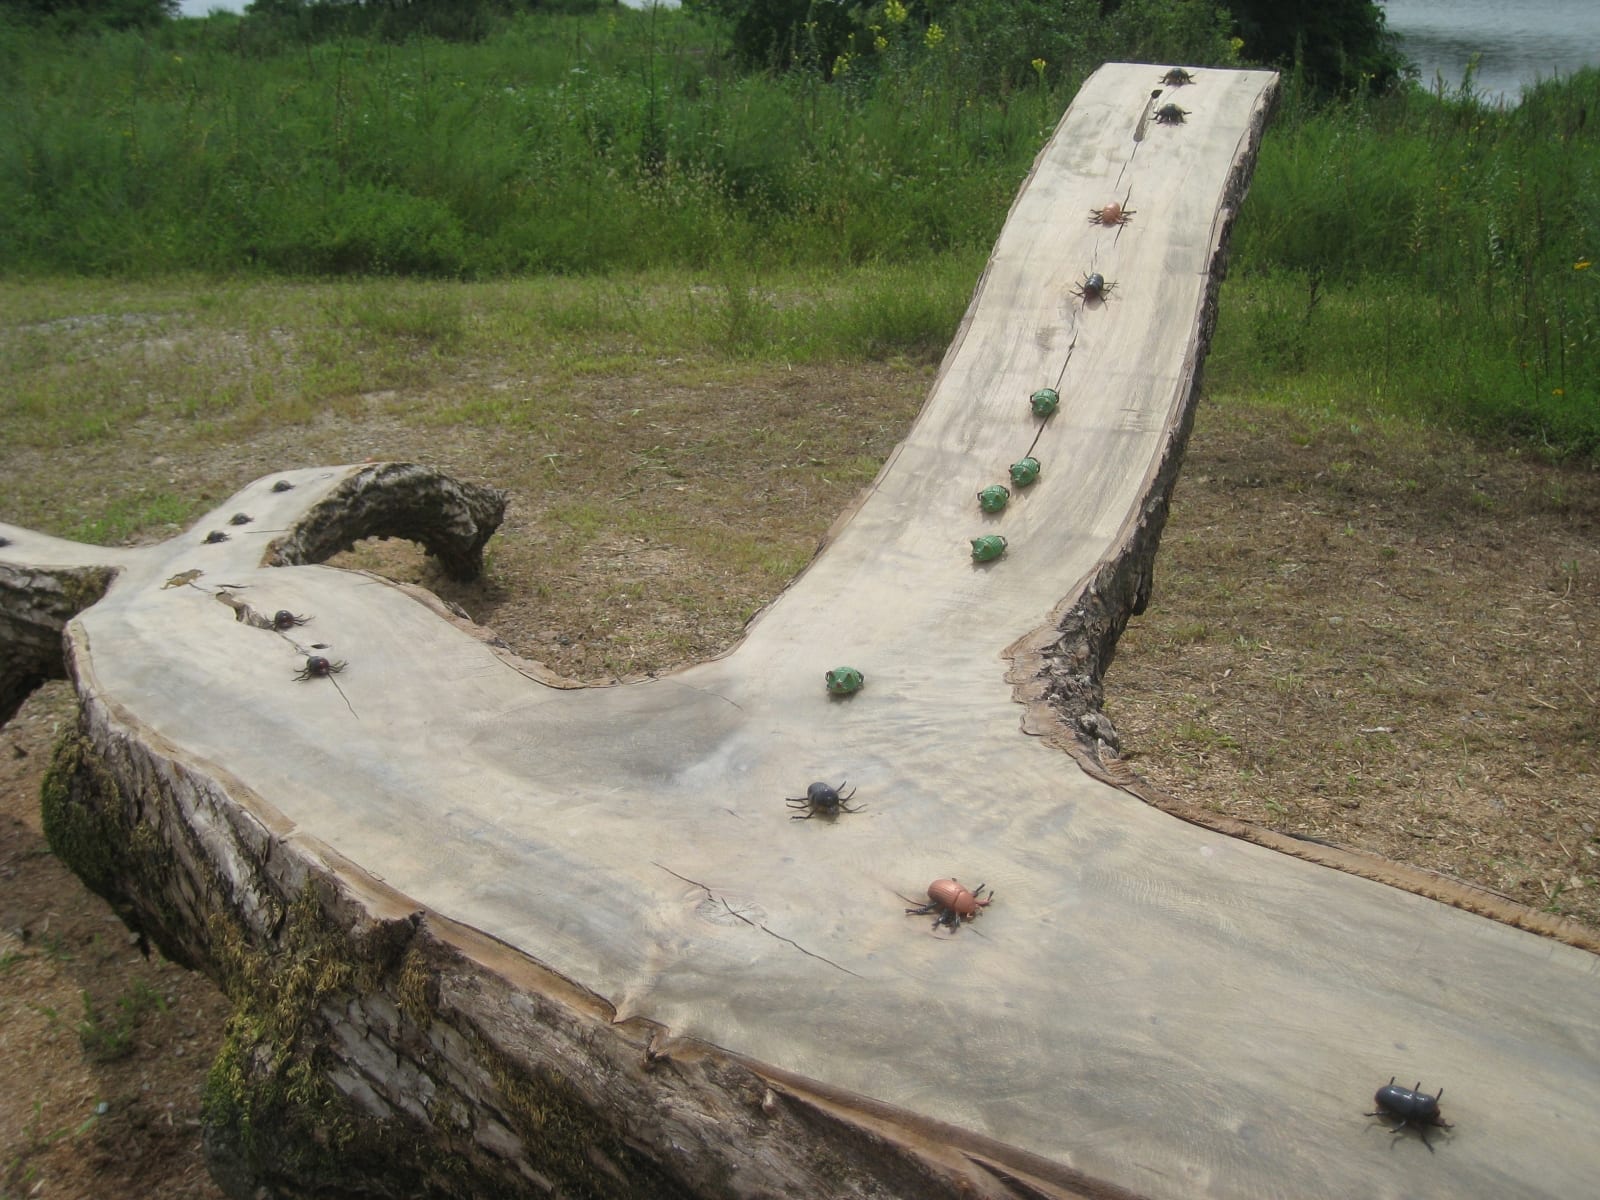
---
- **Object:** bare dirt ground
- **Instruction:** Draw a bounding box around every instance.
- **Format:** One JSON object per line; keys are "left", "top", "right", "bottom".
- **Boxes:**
{"left": 3, "top": 368, "right": 1597, "bottom": 1197}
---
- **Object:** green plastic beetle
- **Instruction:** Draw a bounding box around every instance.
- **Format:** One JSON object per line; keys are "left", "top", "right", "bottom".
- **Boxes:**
{"left": 1009, "top": 456, "right": 1041, "bottom": 488}
{"left": 825, "top": 666, "right": 865, "bottom": 695}
{"left": 1030, "top": 387, "right": 1060, "bottom": 418}
{"left": 970, "top": 535, "right": 1008, "bottom": 562}
{"left": 977, "top": 484, "right": 1011, "bottom": 513}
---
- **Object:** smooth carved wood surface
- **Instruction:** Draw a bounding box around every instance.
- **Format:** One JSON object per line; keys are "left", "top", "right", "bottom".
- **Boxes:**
{"left": 5, "top": 65, "right": 1600, "bottom": 1200}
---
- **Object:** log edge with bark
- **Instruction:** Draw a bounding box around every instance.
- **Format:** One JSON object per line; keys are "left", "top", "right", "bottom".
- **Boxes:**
{"left": 42, "top": 668, "right": 1140, "bottom": 1200}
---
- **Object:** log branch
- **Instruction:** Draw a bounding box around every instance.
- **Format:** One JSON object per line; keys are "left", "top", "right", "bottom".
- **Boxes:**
{"left": 0, "top": 562, "right": 114, "bottom": 726}
{"left": 266, "top": 461, "right": 508, "bottom": 581}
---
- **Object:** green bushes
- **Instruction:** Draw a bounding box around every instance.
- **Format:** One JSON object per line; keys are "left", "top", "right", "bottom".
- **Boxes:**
{"left": 1217, "top": 68, "right": 1600, "bottom": 453}
{"left": 0, "top": 7, "right": 1595, "bottom": 455}
{"left": 0, "top": 9, "right": 1053, "bottom": 276}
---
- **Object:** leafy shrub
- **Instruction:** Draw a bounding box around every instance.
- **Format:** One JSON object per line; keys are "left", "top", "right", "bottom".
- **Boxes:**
{"left": 257, "top": 185, "right": 471, "bottom": 276}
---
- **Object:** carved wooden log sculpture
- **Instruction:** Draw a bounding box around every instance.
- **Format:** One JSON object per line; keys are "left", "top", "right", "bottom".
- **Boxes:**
{"left": 5, "top": 65, "right": 1600, "bottom": 1200}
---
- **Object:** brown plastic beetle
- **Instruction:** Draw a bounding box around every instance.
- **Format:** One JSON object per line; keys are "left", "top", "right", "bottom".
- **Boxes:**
{"left": 906, "top": 878, "right": 993, "bottom": 932}
{"left": 1089, "top": 199, "right": 1136, "bottom": 228}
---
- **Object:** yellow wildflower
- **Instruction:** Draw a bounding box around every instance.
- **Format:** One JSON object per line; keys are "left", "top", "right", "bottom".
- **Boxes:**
{"left": 1576, "top": 260, "right": 1593, "bottom": 270}
{"left": 924, "top": 23, "right": 945, "bottom": 48}
{"left": 875, "top": 35, "right": 888, "bottom": 52}
{"left": 885, "top": 0, "right": 907, "bottom": 24}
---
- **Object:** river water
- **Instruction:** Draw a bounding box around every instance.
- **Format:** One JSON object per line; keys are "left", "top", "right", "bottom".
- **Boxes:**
{"left": 1381, "top": 0, "right": 1600, "bottom": 103}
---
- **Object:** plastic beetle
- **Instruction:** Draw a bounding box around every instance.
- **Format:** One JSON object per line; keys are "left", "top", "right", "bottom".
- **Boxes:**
{"left": 1155, "top": 103, "right": 1190, "bottom": 125}
{"left": 228, "top": 512, "right": 254, "bottom": 526}
{"left": 1089, "top": 199, "right": 1136, "bottom": 228}
{"left": 1010, "top": 456, "right": 1041, "bottom": 488}
{"left": 907, "top": 879, "right": 993, "bottom": 932}
{"left": 1367, "top": 1078, "right": 1452, "bottom": 1151}
{"left": 1072, "top": 272, "right": 1115, "bottom": 303}
{"left": 294, "top": 655, "right": 347, "bottom": 681}
{"left": 272, "top": 610, "right": 311, "bottom": 631}
{"left": 977, "top": 484, "right": 1011, "bottom": 514}
{"left": 271, "top": 479, "right": 295, "bottom": 493}
{"left": 825, "top": 666, "right": 865, "bottom": 695}
{"left": 1159, "top": 67, "right": 1196, "bottom": 86}
{"left": 202, "top": 530, "right": 230, "bottom": 545}
{"left": 970, "top": 535, "right": 1007, "bottom": 563}
{"left": 786, "top": 781, "right": 865, "bottom": 820}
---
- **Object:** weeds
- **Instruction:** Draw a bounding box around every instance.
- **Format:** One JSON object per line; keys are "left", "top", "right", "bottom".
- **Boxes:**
{"left": 1216, "top": 66, "right": 1600, "bottom": 455}
{"left": 77, "top": 981, "right": 168, "bottom": 1063}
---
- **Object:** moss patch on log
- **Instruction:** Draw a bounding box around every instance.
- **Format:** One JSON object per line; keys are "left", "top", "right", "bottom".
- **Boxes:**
{"left": 41, "top": 731, "right": 130, "bottom": 898}
{"left": 41, "top": 726, "right": 701, "bottom": 1199}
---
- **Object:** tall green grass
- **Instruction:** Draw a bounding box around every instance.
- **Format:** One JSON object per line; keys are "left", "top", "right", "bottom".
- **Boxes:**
{"left": 1213, "top": 69, "right": 1600, "bottom": 454}
{"left": 0, "top": 10, "right": 1595, "bottom": 455}
{"left": 0, "top": 8, "right": 1054, "bottom": 276}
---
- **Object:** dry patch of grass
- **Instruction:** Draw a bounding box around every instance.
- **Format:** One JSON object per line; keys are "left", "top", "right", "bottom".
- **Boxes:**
{"left": 1106, "top": 399, "right": 1600, "bottom": 930}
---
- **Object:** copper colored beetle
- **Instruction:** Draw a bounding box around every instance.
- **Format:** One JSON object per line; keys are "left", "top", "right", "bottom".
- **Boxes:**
{"left": 906, "top": 879, "right": 993, "bottom": 931}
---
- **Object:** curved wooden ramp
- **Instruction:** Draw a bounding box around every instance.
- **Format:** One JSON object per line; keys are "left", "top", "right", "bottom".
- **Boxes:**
{"left": 5, "top": 65, "right": 1598, "bottom": 1200}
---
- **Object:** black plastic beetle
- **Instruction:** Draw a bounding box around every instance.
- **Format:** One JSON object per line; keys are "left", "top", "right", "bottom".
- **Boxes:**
{"left": 271, "top": 479, "right": 295, "bottom": 493}
{"left": 1367, "top": 1077, "right": 1452, "bottom": 1151}
{"left": 786, "top": 781, "right": 864, "bottom": 820}
{"left": 294, "top": 655, "right": 347, "bottom": 681}
{"left": 1159, "top": 67, "right": 1196, "bottom": 86}
{"left": 228, "top": 512, "right": 254, "bottom": 526}
{"left": 273, "top": 609, "right": 311, "bottom": 631}
{"left": 1072, "top": 272, "right": 1115, "bottom": 303}
{"left": 202, "top": 530, "right": 230, "bottom": 545}
{"left": 1155, "top": 103, "right": 1190, "bottom": 125}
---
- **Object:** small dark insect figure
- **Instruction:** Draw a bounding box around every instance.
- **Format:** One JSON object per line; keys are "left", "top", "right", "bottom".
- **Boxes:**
{"left": 907, "top": 878, "right": 993, "bottom": 932}
{"left": 228, "top": 512, "right": 254, "bottom": 526}
{"left": 1072, "top": 272, "right": 1115, "bottom": 303}
{"left": 1367, "top": 1077, "right": 1452, "bottom": 1152}
{"left": 271, "top": 480, "right": 295, "bottom": 493}
{"left": 294, "top": 655, "right": 346, "bottom": 681}
{"left": 294, "top": 655, "right": 356, "bottom": 716}
{"left": 1160, "top": 67, "right": 1196, "bottom": 86}
{"left": 273, "top": 609, "right": 311, "bottom": 631}
{"left": 786, "top": 781, "right": 864, "bottom": 820}
{"left": 1155, "top": 103, "right": 1190, "bottom": 125}
{"left": 0, "top": 536, "right": 10, "bottom": 548}
{"left": 202, "top": 530, "right": 230, "bottom": 545}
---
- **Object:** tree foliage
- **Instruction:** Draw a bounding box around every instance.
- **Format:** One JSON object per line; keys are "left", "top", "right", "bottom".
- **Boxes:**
{"left": 241, "top": 0, "right": 605, "bottom": 44}
{"left": 1227, "top": 0, "right": 1406, "bottom": 94}
{"left": 0, "top": 0, "right": 176, "bottom": 30}
{"left": 692, "top": 0, "right": 1408, "bottom": 96}
{"left": 690, "top": 0, "right": 1238, "bottom": 90}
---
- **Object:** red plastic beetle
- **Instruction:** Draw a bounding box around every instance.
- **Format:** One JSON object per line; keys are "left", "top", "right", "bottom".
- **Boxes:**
{"left": 906, "top": 879, "right": 993, "bottom": 932}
